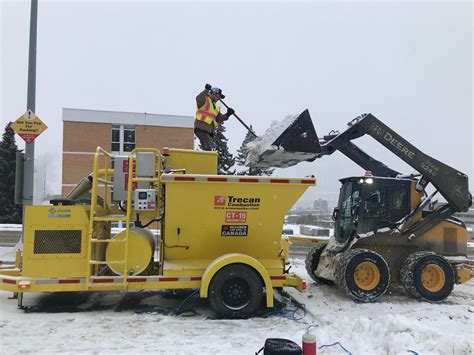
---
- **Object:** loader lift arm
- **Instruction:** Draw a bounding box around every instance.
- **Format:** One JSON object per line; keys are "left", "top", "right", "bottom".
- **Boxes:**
{"left": 321, "top": 130, "right": 400, "bottom": 178}
{"left": 316, "top": 113, "right": 471, "bottom": 213}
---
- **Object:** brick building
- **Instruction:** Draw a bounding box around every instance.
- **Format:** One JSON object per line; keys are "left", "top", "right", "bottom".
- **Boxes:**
{"left": 62, "top": 108, "right": 194, "bottom": 196}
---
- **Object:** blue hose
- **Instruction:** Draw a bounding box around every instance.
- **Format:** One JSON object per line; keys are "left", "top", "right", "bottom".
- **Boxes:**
{"left": 319, "top": 342, "right": 352, "bottom": 354}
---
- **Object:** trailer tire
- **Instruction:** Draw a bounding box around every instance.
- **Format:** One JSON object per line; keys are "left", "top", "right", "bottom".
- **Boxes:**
{"left": 208, "top": 264, "right": 263, "bottom": 319}
{"left": 336, "top": 248, "right": 390, "bottom": 302}
{"left": 401, "top": 251, "right": 454, "bottom": 302}
{"left": 304, "top": 244, "right": 334, "bottom": 285}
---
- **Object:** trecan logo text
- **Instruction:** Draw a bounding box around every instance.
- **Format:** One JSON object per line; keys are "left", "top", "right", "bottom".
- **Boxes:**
{"left": 214, "top": 196, "right": 226, "bottom": 206}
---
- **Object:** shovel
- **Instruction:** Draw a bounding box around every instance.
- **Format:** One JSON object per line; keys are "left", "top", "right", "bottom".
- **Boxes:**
{"left": 218, "top": 98, "right": 257, "bottom": 138}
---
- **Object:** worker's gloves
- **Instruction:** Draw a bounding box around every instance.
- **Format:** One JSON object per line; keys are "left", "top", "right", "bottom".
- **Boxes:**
{"left": 226, "top": 108, "right": 235, "bottom": 117}
{"left": 205, "top": 83, "right": 212, "bottom": 90}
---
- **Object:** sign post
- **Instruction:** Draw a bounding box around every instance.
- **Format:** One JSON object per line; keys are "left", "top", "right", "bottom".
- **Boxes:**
{"left": 23, "top": 0, "right": 38, "bottom": 205}
{"left": 14, "top": 0, "right": 39, "bottom": 307}
{"left": 23, "top": 0, "right": 38, "bottom": 207}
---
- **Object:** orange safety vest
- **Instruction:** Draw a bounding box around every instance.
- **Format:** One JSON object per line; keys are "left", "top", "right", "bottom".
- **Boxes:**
{"left": 195, "top": 96, "right": 220, "bottom": 127}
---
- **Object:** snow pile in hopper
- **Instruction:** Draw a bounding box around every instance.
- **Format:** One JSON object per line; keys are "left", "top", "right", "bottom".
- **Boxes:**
{"left": 245, "top": 109, "right": 321, "bottom": 168}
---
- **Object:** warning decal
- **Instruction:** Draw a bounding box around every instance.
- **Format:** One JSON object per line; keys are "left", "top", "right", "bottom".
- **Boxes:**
{"left": 225, "top": 211, "right": 247, "bottom": 223}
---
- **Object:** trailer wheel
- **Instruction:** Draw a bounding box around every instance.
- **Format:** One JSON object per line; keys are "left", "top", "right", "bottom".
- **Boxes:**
{"left": 336, "top": 248, "right": 390, "bottom": 302}
{"left": 304, "top": 244, "right": 334, "bottom": 285}
{"left": 401, "top": 251, "right": 454, "bottom": 302}
{"left": 208, "top": 264, "right": 263, "bottom": 319}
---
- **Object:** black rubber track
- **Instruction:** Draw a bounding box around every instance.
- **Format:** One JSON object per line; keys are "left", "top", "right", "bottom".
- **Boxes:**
{"left": 304, "top": 244, "right": 334, "bottom": 285}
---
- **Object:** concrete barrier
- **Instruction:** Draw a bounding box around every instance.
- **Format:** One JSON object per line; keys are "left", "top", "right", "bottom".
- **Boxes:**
{"left": 0, "top": 230, "right": 22, "bottom": 247}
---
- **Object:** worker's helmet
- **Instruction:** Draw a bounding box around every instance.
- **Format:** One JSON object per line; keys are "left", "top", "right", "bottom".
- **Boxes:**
{"left": 210, "top": 87, "right": 225, "bottom": 99}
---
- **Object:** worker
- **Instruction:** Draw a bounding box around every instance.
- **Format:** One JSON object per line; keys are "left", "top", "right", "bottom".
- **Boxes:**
{"left": 194, "top": 84, "right": 234, "bottom": 151}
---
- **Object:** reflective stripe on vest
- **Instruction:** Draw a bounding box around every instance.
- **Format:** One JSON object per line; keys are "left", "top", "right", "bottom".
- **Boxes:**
{"left": 195, "top": 96, "right": 220, "bottom": 127}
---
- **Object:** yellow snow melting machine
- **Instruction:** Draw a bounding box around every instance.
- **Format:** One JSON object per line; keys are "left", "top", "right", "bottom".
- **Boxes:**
{"left": 0, "top": 147, "right": 315, "bottom": 318}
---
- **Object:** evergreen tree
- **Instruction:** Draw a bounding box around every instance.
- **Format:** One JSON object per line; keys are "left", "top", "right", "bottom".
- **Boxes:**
{"left": 0, "top": 123, "right": 22, "bottom": 223}
{"left": 214, "top": 124, "right": 235, "bottom": 175}
{"left": 236, "top": 125, "right": 274, "bottom": 176}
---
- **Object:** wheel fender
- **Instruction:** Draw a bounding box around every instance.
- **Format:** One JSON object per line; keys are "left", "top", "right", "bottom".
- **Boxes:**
{"left": 200, "top": 253, "right": 274, "bottom": 307}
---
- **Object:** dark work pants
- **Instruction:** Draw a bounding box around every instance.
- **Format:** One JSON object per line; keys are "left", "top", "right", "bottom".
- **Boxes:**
{"left": 194, "top": 128, "right": 215, "bottom": 151}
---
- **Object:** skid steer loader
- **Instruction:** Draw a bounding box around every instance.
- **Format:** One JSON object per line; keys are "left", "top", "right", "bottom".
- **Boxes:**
{"left": 253, "top": 111, "right": 473, "bottom": 302}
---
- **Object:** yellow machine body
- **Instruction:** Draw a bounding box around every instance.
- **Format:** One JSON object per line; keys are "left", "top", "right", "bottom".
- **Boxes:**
{"left": 0, "top": 147, "right": 313, "bottom": 309}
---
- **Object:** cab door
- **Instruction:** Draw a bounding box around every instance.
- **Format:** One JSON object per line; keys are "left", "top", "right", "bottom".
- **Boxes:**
{"left": 358, "top": 179, "right": 411, "bottom": 233}
{"left": 334, "top": 181, "right": 361, "bottom": 244}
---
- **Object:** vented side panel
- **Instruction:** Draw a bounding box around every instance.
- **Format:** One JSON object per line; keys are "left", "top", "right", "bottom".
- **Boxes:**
{"left": 34, "top": 230, "right": 82, "bottom": 254}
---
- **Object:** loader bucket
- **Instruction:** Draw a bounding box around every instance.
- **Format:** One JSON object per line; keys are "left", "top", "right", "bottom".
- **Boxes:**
{"left": 247, "top": 109, "right": 321, "bottom": 168}
{"left": 272, "top": 109, "right": 320, "bottom": 154}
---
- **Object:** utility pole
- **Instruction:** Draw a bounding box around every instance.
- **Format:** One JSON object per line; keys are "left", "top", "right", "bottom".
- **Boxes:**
{"left": 24, "top": 0, "right": 38, "bottom": 205}
{"left": 15, "top": 0, "right": 38, "bottom": 308}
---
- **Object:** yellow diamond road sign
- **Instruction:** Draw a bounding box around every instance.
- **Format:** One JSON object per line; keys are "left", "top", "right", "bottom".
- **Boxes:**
{"left": 11, "top": 110, "right": 48, "bottom": 144}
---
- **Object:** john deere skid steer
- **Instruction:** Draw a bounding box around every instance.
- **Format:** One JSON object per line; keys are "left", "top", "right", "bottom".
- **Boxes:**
{"left": 253, "top": 111, "right": 473, "bottom": 302}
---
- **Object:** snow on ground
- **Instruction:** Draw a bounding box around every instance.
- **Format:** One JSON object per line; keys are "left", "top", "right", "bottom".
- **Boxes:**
{"left": 0, "top": 257, "right": 473, "bottom": 354}
{"left": 289, "top": 265, "right": 474, "bottom": 354}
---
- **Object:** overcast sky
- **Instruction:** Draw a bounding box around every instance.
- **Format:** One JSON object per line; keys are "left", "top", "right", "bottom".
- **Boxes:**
{"left": 1, "top": 0, "right": 472, "bottom": 206}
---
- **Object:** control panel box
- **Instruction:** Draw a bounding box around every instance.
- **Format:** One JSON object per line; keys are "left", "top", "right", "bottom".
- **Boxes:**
{"left": 113, "top": 156, "right": 148, "bottom": 201}
{"left": 134, "top": 189, "right": 156, "bottom": 211}
{"left": 137, "top": 152, "right": 156, "bottom": 178}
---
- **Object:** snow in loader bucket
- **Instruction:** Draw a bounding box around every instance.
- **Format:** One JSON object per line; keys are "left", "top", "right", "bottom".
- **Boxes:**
{"left": 245, "top": 109, "right": 321, "bottom": 168}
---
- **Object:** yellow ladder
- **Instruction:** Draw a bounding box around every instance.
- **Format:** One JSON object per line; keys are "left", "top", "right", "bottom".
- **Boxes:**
{"left": 120, "top": 148, "right": 161, "bottom": 289}
{"left": 85, "top": 147, "right": 161, "bottom": 289}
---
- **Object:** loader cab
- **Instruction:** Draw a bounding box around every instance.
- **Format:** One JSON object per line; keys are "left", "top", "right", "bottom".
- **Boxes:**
{"left": 333, "top": 176, "right": 412, "bottom": 244}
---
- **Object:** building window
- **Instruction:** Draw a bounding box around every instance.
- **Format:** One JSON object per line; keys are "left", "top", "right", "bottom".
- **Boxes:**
{"left": 111, "top": 126, "right": 120, "bottom": 152}
{"left": 123, "top": 126, "right": 135, "bottom": 152}
{"left": 111, "top": 125, "right": 135, "bottom": 154}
